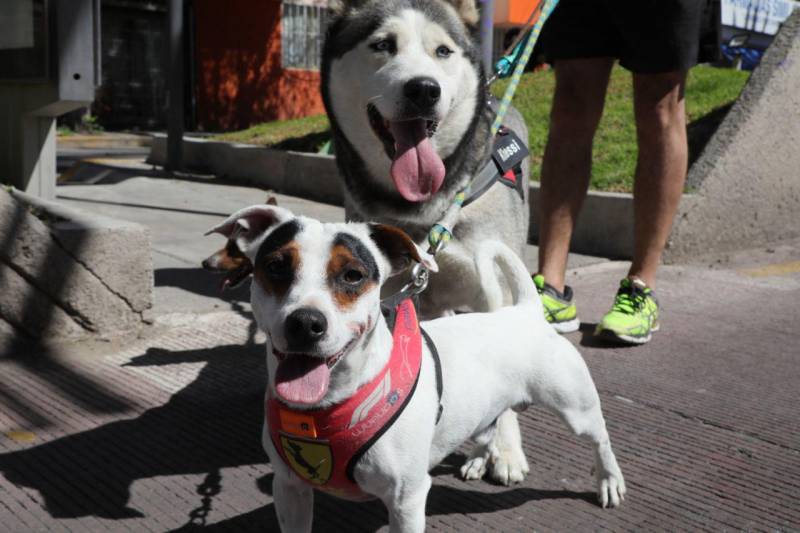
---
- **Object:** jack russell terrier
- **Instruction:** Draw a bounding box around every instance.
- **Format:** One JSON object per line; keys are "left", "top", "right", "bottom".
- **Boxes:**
{"left": 206, "top": 205, "right": 626, "bottom": 533}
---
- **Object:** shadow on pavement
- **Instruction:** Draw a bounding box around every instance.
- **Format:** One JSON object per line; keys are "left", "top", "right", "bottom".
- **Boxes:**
{"left": 0, "top": 340, "right": 595, "bottom": 528}
{"left": 0, "top": 343, "right": 266, "bottom": 520}
{"left": 155, "top": 267, "right": 250, "bottom": 304}
{"left": 154, "top": 267, "right": 259, "bottom": 345}
{"left": 179, "top": 482, "right": 595, "bottom": 532}
{"left": 56, "top": 194, "right": 234, "bottom": 218}
{"left": 1, "top": 192, "right": 136, "bottom": 423}
{"left": 578, "top": 322, "right": 637, "bottom": 349}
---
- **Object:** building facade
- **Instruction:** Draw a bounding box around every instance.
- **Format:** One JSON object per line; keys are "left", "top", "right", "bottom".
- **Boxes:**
{"left": 92, "top": 0, "right": 538, "bottom": 132}
{"left": 193, "top": 0, "right": 328, "bottom": 131}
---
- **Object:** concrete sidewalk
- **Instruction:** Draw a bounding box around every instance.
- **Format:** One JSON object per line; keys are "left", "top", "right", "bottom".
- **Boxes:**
{"left": 1, "top": 175, "right": 799, "bottom": 531}
{"left": 54, "top": 175, "right": 604, "bottom": 317}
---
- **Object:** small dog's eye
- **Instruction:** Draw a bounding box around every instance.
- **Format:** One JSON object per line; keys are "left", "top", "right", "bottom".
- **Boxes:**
{"left": 265, "top": 256, "right": 291, "bottom": 278}
{"left": 436, "top": 45, "right": 453, "bottom": 58}
{"left": 369, "top": 39, "right": 395, "bottom": 53}
{"left": 342, "top": 269, "right": 364, "bottom": 284}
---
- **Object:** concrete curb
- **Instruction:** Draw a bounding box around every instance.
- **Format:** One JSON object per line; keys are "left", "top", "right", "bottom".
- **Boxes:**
{"left": 147, "top": 134, "right": 343, "bottom": 205}
{"left": 57, "top": 132, "right": 152, "bottom": 149}
{"left": 529, "top": 183, "right": 698, "bottom": 259}
{"left": 0, "top": 188, "right": 153, "bottom": 350}
{"left": 149, "top": 135, "right": 692, "bottom": 258}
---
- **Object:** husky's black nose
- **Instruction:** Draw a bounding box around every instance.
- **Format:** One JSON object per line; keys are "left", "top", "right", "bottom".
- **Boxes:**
{"left": 404, "top": 77, "right": 441, "bottom": 110}
{"left": 285, "top": 308, "right": 328, "bottom": 350}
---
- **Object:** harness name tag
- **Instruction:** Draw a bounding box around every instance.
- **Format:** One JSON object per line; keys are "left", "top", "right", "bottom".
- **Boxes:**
{"left": 492, "top": 128, "right": 529, "bottom": 173}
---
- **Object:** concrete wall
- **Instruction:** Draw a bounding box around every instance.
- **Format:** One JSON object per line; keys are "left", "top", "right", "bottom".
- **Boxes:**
{"left": 0, "top": 85, "right": 61, "bottom": 198}
{"left": 665, "top": 11, "right": 800, "bottom": 261}
{"left": 0, "top": 189, "right": 153, "bottom": 351}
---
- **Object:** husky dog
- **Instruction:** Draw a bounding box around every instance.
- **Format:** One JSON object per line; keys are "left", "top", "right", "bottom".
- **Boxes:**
{"left": 322, "top": 0, "right": 533, "bottom": 485}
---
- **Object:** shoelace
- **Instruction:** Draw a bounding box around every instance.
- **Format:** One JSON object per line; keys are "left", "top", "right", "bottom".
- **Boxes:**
{"left": 612, "top": 284, "right": 649, "bottom": 315}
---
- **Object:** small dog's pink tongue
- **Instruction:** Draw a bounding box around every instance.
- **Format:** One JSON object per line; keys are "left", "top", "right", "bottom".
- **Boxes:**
{"left": 274, "top": 355, "right": 330, "bottom": 405}
{"left": 389, "top": 120, "right": 446, "bottom": 202}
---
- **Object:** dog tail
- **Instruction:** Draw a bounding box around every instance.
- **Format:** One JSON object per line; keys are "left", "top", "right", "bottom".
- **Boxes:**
{"left": 474, "top": 240, "right": 540, "bottom": 311}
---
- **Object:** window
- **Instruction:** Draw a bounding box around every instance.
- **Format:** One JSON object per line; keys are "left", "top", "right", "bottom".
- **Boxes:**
{"left": 281, "top": 2, "right": 329, "bottom": 70}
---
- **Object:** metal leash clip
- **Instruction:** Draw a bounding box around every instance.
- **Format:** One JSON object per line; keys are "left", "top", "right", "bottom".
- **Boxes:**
{"left": 400, "top": 263, "right": 430, "bottom": 297}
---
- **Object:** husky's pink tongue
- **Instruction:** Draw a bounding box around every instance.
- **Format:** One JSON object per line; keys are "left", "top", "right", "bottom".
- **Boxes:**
{"left": 389, "top": 120, "right": 446, "bottom": 202}
{"left": 274, "top": 355, "right": 330, "bottom": 405}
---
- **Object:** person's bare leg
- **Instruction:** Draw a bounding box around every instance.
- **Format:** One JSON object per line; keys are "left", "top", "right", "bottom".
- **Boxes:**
{"left": 629, "top": 72, "right": 688, "bottom": 289}
{"left": 538, "top": 58, "right": 614, "bottom": 292}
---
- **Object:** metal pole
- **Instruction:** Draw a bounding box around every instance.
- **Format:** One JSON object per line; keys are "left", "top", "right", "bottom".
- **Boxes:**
{"left": 480, "top": 0, "right": 495, "bottom": 78}
{"left": 167, "top": 0, "right": 184, "bottom": 172}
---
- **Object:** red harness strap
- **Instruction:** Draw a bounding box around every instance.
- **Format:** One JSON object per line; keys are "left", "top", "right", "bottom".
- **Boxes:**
{"left": 266, "top": 298, "right": 422, "bottom": 501}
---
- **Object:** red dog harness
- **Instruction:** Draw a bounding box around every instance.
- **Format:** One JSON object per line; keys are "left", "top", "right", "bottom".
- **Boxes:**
{"left": 266, "top": 298, "right": 433, "bottom": 501}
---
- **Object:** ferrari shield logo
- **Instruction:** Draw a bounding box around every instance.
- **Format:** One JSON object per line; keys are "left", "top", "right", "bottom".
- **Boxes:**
{"left": 279, "top": 433, "right": 332, "bottom": 485}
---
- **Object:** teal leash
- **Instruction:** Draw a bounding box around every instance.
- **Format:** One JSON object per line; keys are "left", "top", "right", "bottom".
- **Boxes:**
{"left": 491, "top": 0, "right": 559, "bottom": 135}
{"left": 425, "top": 0, "right": 560, "bottom": 254}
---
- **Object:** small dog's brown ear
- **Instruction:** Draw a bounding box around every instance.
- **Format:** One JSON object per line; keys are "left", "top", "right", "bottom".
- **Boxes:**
{"left": 266, "top": 196, "right": 278, "bottom": 206}
{"left": 442, "top": 0, "right": 480, "bottom": 26}
{"left": 369, "top": 224, "right": 438, "bottom": 276}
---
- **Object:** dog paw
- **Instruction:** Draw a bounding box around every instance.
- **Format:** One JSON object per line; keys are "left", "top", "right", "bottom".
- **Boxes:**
{"left": 596, "top": 469, "right": 626, "bottom": 508}
{"left": 489, "top": 447, "right": 529, "bottom": 486}
{"left": 460, "top": 455, "right": 488, "bottom": 481}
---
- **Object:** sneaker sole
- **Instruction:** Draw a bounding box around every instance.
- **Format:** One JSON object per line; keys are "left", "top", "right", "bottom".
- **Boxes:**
{"left": 550, "top": 317, "right": 580, "bottom": 334}
{"left": 595, "top": 327, "right": 654, "bottom": 345}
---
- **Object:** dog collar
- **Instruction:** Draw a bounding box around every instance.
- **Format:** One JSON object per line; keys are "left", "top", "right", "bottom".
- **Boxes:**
{"left": 266, "top": 298, "right": 423, "bottom": 501}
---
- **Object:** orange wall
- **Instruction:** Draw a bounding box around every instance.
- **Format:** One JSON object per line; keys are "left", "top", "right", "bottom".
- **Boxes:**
{"left": 194, "top": 0, "right": 325, "bottom": 131}
{"left": 508, "top": 0, "right": 536, "bottom": 24}
{"left": 495, "top": 0, "right": 540, "bottom": 26}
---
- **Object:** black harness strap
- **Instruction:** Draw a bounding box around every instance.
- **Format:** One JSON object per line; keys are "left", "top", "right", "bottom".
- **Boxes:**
{"left": 382, "top": 295, "right": 444, "bottom": 426}
{"left": 420, "top": 327, "right": 444, "bottom": 425}
{"left": 345, "top": 358, "right": 422, "bottom": 484}
{"left": 462, "top": 125, "right": 529, "bottom": 209}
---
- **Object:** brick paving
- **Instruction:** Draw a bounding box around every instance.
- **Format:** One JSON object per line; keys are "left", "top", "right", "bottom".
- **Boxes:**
{"left": 1, "top": 260, "right": 799, "bottom": 532}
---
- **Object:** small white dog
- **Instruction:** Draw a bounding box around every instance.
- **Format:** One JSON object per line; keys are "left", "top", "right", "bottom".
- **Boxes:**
{"left": 207, "top": 205, "right": 625, "bottom": 533}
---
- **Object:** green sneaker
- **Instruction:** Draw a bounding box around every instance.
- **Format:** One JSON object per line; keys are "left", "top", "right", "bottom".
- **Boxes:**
{"left": 595, "top": 278, "right": 660, "bottom": 345}
{"left": 533, "top": 274, "right": 579, "bottom": 333}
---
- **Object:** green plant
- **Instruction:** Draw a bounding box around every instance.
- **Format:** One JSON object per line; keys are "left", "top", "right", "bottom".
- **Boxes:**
{"left": 214, "top": 114, "right": 330, "bottom": 151}
{"left": 80, "top": 113, "right": 104, "bottom": 134}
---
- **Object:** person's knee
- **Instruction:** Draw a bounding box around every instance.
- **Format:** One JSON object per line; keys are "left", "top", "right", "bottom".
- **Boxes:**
{"left": 635, "top": 101, "right": 684, "bottom": 140}
{"left": 634, "top": 72, "right": 686, "bottom": 136}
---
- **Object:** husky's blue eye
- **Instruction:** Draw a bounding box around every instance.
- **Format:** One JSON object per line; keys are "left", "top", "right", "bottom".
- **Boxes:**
{"left": 436, "top": 45, "right": 453, "bottom": 58}
{"left": 370, "top": 39, "right": 395, "bottom": 53}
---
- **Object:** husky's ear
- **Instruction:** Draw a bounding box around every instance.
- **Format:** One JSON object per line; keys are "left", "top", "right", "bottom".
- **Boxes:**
{"left": 329, "top": 0, "right": 367, "bottom": 16}
{"left": 369, "top": 224, "right": 438, "bottom": 277}
{"left": 205, "top": 205, "right": 293, "bottom": 258}
{"left": 442, "top": 0, "right": 480, "bottom": 26}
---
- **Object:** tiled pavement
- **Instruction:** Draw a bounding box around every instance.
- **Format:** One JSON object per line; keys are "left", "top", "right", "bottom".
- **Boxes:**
{"left": 2, "top": 258, "right": 799, "bottom": 532}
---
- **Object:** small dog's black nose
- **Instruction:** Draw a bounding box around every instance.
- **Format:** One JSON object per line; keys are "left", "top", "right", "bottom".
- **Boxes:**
{"left": 403, "top": 77, "right": 441, "bottom": 110}
{"left": 285, "top": 308, "right": 328, "bottom": 350}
